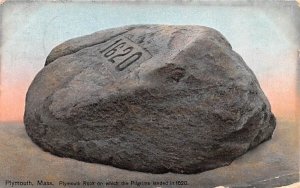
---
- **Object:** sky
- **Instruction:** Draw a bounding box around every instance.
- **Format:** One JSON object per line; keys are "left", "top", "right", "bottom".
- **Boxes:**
{"left": 0, "top": 1, "right": 299, "bottom": 123}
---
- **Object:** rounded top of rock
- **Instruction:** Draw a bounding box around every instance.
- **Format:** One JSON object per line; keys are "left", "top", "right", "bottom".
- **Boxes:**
{"left": 45, "top": 25, "right": 232, "bottom": 66}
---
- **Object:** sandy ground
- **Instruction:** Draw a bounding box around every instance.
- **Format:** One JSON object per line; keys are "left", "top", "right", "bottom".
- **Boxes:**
{"left": 0, "top": 120, "right": 299, "bottom": 188}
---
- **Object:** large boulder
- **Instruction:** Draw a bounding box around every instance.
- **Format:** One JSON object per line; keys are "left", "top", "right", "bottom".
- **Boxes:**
{"left": 24, "top": 25, "right": 276, "bottom": 174}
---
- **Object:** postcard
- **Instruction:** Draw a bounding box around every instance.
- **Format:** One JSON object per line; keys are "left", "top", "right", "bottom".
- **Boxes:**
{"left": 0, "top": 1, "right": 299, "bottom": 187}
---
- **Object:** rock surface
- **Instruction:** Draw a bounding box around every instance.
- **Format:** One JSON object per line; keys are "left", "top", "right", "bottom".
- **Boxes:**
{"left": 24, "top": 25, "right": 276, "bottom": 174}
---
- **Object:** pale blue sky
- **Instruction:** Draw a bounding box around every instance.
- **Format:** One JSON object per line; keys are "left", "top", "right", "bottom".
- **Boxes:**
{"left": 2, "top": 2, "right": 298, "bottom": 77}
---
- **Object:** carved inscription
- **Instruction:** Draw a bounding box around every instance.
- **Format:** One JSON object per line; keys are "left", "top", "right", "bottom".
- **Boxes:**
{"left": 99, "top": 36, "right": 151, "bottom": 71}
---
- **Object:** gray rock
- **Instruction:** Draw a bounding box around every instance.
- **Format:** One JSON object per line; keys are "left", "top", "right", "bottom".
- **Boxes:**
{"left": 24, "top": 25, "right": 276, "bottom": 174}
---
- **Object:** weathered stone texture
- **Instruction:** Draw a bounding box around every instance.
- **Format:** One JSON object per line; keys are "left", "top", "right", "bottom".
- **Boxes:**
{"left": 24, "top": 25, "right": 276, "bottom": 174}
